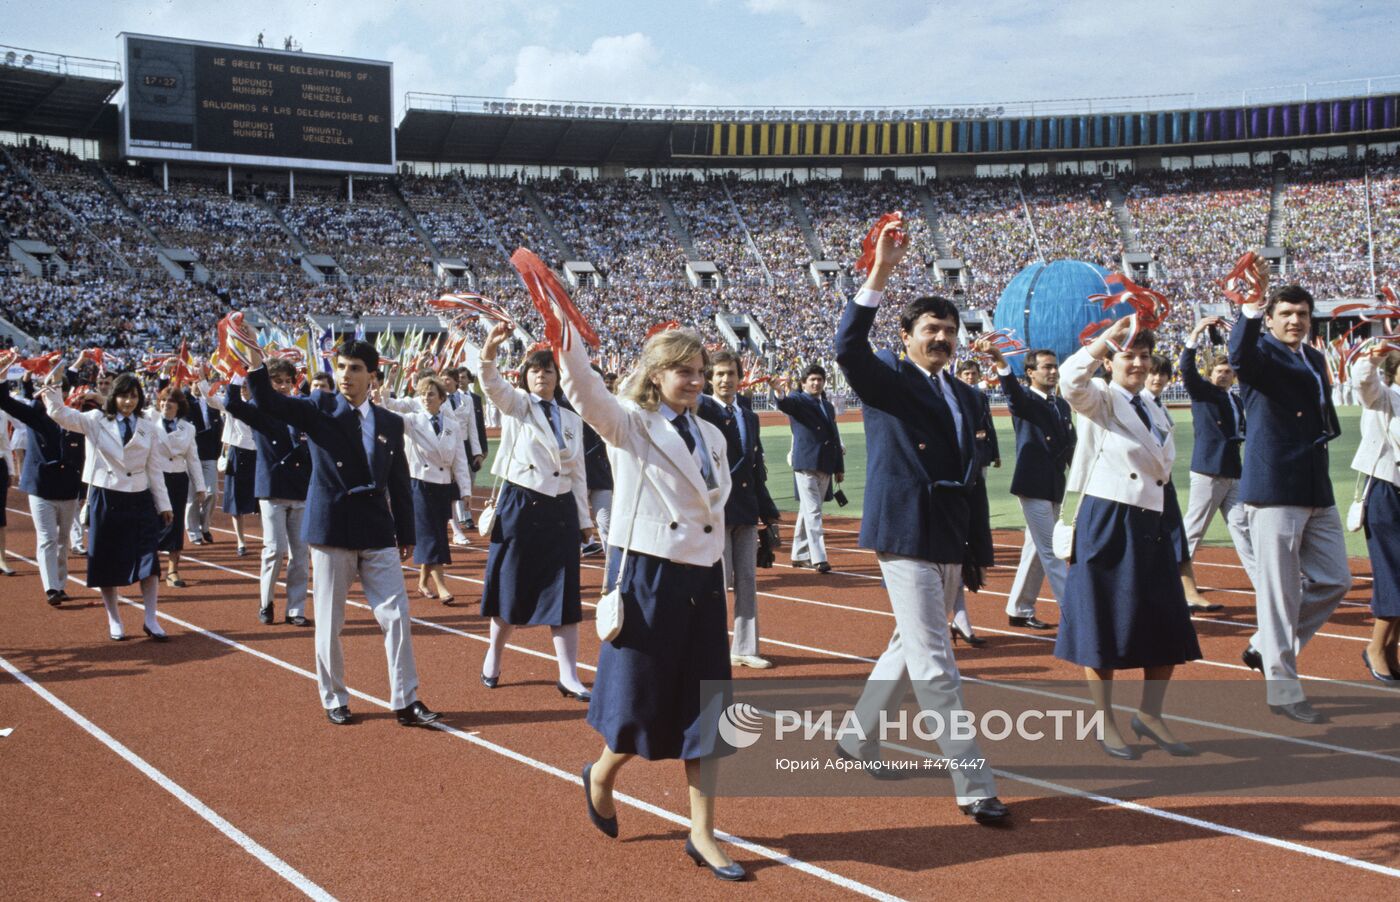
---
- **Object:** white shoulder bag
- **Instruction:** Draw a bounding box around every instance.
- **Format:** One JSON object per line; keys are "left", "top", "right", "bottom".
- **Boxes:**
{"left": 1346, "top": 474, "right": 1372, "bottom": 533}
{"left": 1054, "top": 438, "right": 1104, "bottom": 562}
{"left": 596, "top": 442, "right": 652, "bottom": 643}
{"left": 476, "top": 419, "right": 520, "bottom": 538}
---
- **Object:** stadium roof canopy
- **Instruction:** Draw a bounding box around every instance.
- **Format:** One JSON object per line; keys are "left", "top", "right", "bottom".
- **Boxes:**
{"left": 0, "top": 46, "right": 122, "bottom": 138}
{"left": 398, "top": 109, "right": 674, "bottom": 166}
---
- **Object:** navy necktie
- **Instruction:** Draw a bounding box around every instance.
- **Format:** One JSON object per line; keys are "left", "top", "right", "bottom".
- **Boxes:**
{"left": 1130, "top": 396, "right": 1165, "bottom": 445}
{"left": 449, "top": 393, "right": 459, "bottom": 410}
{"left": 163, "top": 418, "right": 175, "bottom": 434}
{"left": 431, "top": 413, "right": 442, "bottom": 436}
{"left": 120, "top": 417, "right": 134, "bottom": 445}
{"left": 671, "top": 413, "right": 697, "bottom": 454}
{"left": 539, "top": 399, "right": 564, "bottom": 448}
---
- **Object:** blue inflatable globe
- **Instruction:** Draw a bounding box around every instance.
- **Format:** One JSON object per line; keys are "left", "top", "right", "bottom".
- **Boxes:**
{"left": 991, "top": 260, "right": 1137, "bottom": 376}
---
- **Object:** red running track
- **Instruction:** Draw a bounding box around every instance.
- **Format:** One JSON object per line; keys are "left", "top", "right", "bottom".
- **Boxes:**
{"left": 1, "top": 493, "right": 1397, "bottom": 900}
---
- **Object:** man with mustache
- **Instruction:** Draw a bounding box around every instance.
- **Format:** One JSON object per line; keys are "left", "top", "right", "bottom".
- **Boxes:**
{"left": 1229, "top": 269, "right": 1349, "bottom": 724}
{"left": 833, "top": 217, "right": 1007, "bottom": 825}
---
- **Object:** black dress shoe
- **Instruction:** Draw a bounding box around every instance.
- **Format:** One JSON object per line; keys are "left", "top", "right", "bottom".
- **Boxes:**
{"left": 814, "top": 561, "right": 832, "bottom": 574}
{"left": 557, "top": 681, "right": 592, "bottom": 702}
{"left": 1187, "top": 601, "right": 1224, "bottom": 612}
{"left": 46, "top": 589, "right": 63, "bottom": 607}
{"left": 582, "top": 763, "right": 619, "bottom": 838}
{"left": 1242, "top": 646, "right": 1264, "bottom": 673}
{"left": 202, "top": 531, "right": 214, "bottom": 544}
{"left": 1269, "top": 700, "right": 1325, "bottom": 724}
{"left": 396, "top": 700, "right": 442, "bottom": 726}
{"left": 142, "top": 625, "right": 169, "bottom": 642}
{"left": 480, "top": 672, "right": 500, "bottom": 689}
{"left": 236, "top": 545, "right": 248, "bottom": 557}
{"left": 1097, "top": 739, "right": 1139, "bottom": 760}
{"left": 286, "top": 615, "right": 311, "bottom": 627}
{"left": 326, "top": 705, "right": 353, "bottom": 725}
{"left": 950, "top": 622, "right": 988, "bottom": 647}
{"left": 1362, "top": 649, "right": 1399, "bottom": 683}
{"left": 684, "top": 838, "right": 746, "bottom": 881}
{"left": 258, "top": 606, "right": 274, "bottom": 625}
{"left": 1130, "top": 715, "right": 1198, "bottom": 756}
{"left": 1008, "top": 615, "right": 1052, "bottom": 630}
{"left": 958, "top": 797, "right": 1011, "bottom": 825}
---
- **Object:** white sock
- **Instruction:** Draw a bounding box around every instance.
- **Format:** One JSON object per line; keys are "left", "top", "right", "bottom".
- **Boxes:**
{"left": 482, "top": 618, "right": 512, "bottom": 679}
{"left": 552, "top": 624, "right": 584, "bottom": 691}
{"left": 141, "top": 576, "right": 163, "bottom": 635}
{"left": 100, "top": 588, "right": 123, "bottom": 636}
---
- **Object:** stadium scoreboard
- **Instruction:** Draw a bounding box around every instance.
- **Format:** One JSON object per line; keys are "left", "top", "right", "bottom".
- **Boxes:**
{"left": 121, "top": 34, "right": 394, "bottom": 174}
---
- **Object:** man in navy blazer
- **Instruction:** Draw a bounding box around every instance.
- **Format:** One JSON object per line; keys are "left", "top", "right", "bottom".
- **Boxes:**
{"left": 700, "top": 350, "right": 781, "bottom": 669}
{"left": 243, "top": 339, "right": 440, "bottom": 728}
{"left": 833, "top": 218, "right": 1006, "bottom": 824}
{"left": 1179, "top": 315, "right": 1255, "bottom": 609}
{"left": 1229, "top": 278, "right": 1350, "bottom": 723}
{"left": 223, "top": 360, "right": 313, "bottom": 627}
{"left": 776, "top": 364, "right": 843, "bottom": 573}
{"left": 182, "top": 371, "right": 224, "bottom": 545}
{"left": 995, "top": 347, "right": 1076, "bottom": 629}
{"left": 0, "top": 373, "right": 85, "bottom": 604}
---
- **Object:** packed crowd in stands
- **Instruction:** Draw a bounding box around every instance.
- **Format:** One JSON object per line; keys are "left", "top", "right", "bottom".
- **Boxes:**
{"left": 2, "top": 139, "right": 1395, "bottom": 383}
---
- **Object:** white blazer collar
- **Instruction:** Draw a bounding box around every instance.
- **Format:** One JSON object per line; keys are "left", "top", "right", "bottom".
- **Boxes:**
{"left": 645, "top": 407, "right": 711, "bottom": 502}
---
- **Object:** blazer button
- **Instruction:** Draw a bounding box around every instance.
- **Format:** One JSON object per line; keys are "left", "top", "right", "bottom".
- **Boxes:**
{"left": 917, "top": 443, "right": 927, "bottom": 450}
{"left": 669, "top": 522, "right": 678, "bottom": 530}
{"left": 553, "top": 471, "right": 560, "bottom": 476}
{"left": 1129, "top": 473, "right": 1138, "bottom": 480}
{"left": 704, "top": 525, "right": 713, "bottom": 533}
{"left": 336, "top": 461, "right": 343, "bottom": 468}
{"left": 740, "top": 481, "right": 748, "bottom": 488}
{"left": 529, "top": 464, "right": 535, "bottom": 469}
{"left": 1155, "top": 479, "right": 1164, "bottom": 486}
{"left": 1296, "top": 411, "right": 1303, "bottom": 417}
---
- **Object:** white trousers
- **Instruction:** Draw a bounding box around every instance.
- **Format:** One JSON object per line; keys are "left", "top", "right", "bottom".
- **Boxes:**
{"left": 1005, "top": 497, "right": 1066, "bottom": 618}
{"left": 791, "top": 470, "right": 830, "bottom": 565}
{"left": 187, "top": 460, "right": 218, "bottom": 539}
{"left": 309, "top": 545, "right": 421, "bottom": 711}
{"left": 1183, "top": 472, "right": 1256, "bottom": 579}
{"left": 724, "top": 524, "right": 760, "bottom": 656}
{"left": 29, "top": 495, "right": 78, "bottom": 592}
{"left": 589, "top": 489, "right": 613, "bottom": 547}
{"left": 259, "top": 499, "right": 309, "bottom": 617}
{"left": 1245, "top": 504, "right": 1351, "bottom": 705}
{"left": 843, "top": 553, "right": 998, "bottom": 804}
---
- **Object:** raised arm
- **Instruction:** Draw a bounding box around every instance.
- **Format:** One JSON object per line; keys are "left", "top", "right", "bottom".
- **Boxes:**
{"left": 1351, "top": 353, "right": 1398, "bottom": 417}
{"left": 1059, "top": 347, "right": 1114, "bottom": 426}
{"left": 244, "top": 365, "right": 323, "bottom": 436}
{"left": 835, "top": 216, "right": 918, "bottom": 413}
{"left": 549, "top": 324, "right": 637, "bottom": 450}
{"left": 0, "top": 380, "right": 48, "bottom": 431}
{"left": 40, "top": 387, "right": 97, "bottom": 436}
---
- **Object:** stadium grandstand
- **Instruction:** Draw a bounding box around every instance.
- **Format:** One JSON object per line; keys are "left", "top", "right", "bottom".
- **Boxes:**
{"left": 2, "top": 37, "right": 1399, "bottom": 380}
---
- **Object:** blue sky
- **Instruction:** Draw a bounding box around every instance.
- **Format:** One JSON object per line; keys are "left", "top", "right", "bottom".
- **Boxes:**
{"left": 7, "top": 1, "right": 1397, "bottom": 116}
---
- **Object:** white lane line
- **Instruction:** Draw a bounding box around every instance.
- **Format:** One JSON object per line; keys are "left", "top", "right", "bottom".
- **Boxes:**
{"left": 173, "top": 548, "right": 1400, "bottom": 764}
{"left": 0, "top": 653, "right": 337, "bottom": 902}
{"left": 26, "top": 538, "right": 1399, "bottom": 881}
{"left": 880, "top": 735, "right": 1400, "bottom": 881}
{"left": 18, "top": 556, "right": 903, "bottom": 902}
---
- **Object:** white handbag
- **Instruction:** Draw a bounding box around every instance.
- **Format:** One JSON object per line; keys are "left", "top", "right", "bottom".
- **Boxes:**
{"left": 1346, "top": 475, "right": 1371, "bottom": 533}
{"left": 477, "top": 422, "right": 519, "bottom": 538}
{"left": 1054, "top": 443, "right": 1103, "bottom": 562}
{"left": 596, "top": 443, "right": 652, "bottom": 643}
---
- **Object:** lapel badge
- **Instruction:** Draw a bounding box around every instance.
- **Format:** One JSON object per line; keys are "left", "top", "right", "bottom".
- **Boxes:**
{"left": 376, "top": 434, "right": 388, "bottom": 444}
{"left": 564, "top": 428, "right": 575, "bottom": 442}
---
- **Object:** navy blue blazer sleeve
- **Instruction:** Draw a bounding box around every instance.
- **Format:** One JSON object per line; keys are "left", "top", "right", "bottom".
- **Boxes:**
{"left": 1179, "top": 345, "right": 1217, "bottom": 401}
{"left": 0, "top": 381, "right": 48, "bottom": 432}
{"left": 387, "top": 419, "right": 416, "bottom": 548}
{"left": 222, "top": 382, "right": 281, "bottom": 436}
{"left": 999, "top": 368, "right": 1036, "bottom": 419}
{"left": 1227, "top": 313, "right": 1264, "bottom": 383}
{"left": 834, "top": 301, "right": 909, "bottom": 414}
{"left": 246, "top": 367, "right": 326, "bottom": 440}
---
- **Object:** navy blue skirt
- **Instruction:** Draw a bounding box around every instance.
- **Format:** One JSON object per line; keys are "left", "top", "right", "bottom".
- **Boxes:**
{"left": 588, "top": 553, "right": 733, "bottom": 761}
{"left": 412, "top": 478, "right": 456, "bottom": 566}
{"left": 1055, "top": 495, "right": 1202, "bottom": 670}
{"left": 480, "top": 481, "right": 581, "bottom": 626}
{"left": 86, "top": 486, "right": 160, "bottom": 588}
{"left": 156, "top": 472, "right": 190, "bottom": 552}
{"left": 1364, "top": 478, "right": 1400, "bottom": 618}
{"left": 1162, "top": 478, "right": 1191, "bottom": 563}
{"left": 221, "top": 447, "right": 259, "bottom": 515}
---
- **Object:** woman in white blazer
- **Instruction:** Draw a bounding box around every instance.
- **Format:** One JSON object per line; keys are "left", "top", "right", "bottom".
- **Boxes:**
{"left": 150, "top": 387, "right": 207, "bottom": 589}
{"left": 478, "top": 326, "right": 594, "bottom": 700}
{"left": 1057, "top": 316, "right": 1201, "bottom": 760}
{"left": 379, "top": 375, "right": 474, "bottom": 603}
{"left": 554, "top": 323, "right": 744, "bottom": 881}
{"left": 42, "top": 372, "right": 174, "bottom": 641}
{"left": 1350, "top": 349, "right": 1400, "bottom": 681}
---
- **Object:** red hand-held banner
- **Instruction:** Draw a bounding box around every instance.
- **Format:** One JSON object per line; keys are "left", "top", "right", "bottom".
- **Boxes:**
{"left": 1088, "top": 273, "right": 1171, "bottom": 330}
{"left": 430, "top": 292, "right": 517, "bottom": 329}
{"left": 18, "top": 350, "right": 63, "bottom": 377}
{"left": 855, "top": 212, "right": 906, "bottom": 275}
{"left": 510, "top": 248, "right": 600, "bottom": 351}
{"left": 645, "top": 320, "right": 681, "bottom": 341}
{"left": 1219, "top": 251, "right": 1266, "bottom": 306}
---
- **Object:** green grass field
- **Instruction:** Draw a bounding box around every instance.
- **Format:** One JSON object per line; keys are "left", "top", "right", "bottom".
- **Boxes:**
{"left": 757, "top": 408, "right": 1369, "bottom": 557}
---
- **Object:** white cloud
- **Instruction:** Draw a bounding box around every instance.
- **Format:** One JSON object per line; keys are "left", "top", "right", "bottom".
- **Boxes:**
{"left": 506, "top": 33, "right": 722, "bottom": 104}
